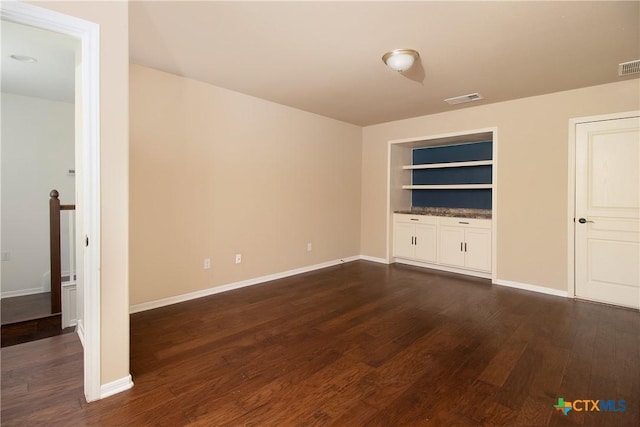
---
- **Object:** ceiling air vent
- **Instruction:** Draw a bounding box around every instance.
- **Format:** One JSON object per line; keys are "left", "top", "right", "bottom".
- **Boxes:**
{"left": 619, "top": 59, "right": 640, "bottom": 76}
{"left": 445, "top": 93, "right": 483, "bottom": 105}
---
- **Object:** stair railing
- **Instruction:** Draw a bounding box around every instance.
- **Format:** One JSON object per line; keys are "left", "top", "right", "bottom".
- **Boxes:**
{"left": 49, "top": 190, "right": 75, "bottom": 314}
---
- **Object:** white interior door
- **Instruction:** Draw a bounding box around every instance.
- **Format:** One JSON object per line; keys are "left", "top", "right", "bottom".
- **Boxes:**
{"left": 575, "top": 116, "right": 640, "bottom": 309}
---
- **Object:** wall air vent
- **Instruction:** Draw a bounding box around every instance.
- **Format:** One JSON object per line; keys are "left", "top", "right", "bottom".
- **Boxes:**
{"left": 619, "top": 59, "right": 640, "bottom": 76}
{"left": 444, "top": 93, "right": 483, "bottom": 105}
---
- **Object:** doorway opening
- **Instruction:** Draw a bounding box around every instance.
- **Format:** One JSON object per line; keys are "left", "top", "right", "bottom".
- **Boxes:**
{"left": 1, "top": 19, "right": 79, "bottom": 345}
{"left": 1, "top": 1, "right": 102, "bottom": 402}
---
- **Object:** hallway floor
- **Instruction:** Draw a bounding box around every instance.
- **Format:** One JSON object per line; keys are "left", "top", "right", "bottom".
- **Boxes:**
{"left": 1, "top": 292, "right": 52, "bottom": 324}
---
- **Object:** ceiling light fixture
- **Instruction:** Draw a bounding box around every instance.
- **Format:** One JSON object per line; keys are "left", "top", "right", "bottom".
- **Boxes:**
{"left": 10, "top": 54, "right": 37, "bottom": 63}
{"left": 382, "top": 49, "right": 420, "bottom": 72}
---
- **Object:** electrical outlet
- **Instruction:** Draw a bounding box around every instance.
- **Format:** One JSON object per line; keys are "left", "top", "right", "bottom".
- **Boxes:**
{"left": 235, "top": 253, "right": 242, "bottom": 264}
{"left": 204, "top": 258, "right": 211, "bottom": 269}
{"left": 307, "top": 243, "right": 312, "bottom": 252}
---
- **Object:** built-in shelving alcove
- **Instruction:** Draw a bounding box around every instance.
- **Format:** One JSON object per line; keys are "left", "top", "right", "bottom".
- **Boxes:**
{"left": 387, "top": 128, "right": 497, "bottom": 264}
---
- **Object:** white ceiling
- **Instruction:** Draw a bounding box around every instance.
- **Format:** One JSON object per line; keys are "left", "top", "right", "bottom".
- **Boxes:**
{"left": 1, "top": 20, "right": 77, "bottom": 103}
{"left": 129, "top": 1, "right": 640, "bottom": 126}
{"left": 2, "top": 2, "right": 638, "bottom": 125}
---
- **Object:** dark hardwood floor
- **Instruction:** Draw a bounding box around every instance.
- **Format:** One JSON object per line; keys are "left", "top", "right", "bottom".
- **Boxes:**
{"left": 1, "top": 292, "right": 74, "bottom": 347}
{"left": 1, "top": 292, "right": 52, "bottom": 324}
{"left": 1, "top": 261, "right": 639, "bottom": 426}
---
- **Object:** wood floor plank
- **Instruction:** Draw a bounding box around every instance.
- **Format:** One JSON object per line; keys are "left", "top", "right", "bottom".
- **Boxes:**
{"left": 493, "top": 346, "right": 544, "bottom": 410}
{"left": 614, "top": 329, "right": 640, "bottom": 427}
{"left": 514, "top": 396, "right": 554, "bottom": 426}
{"left": 527, "top": 337, "right": 571, "bottom": 401}
{"left": 1, "top": 292, "right": 52, "bottom": 324}
{"left": 476, "top": 323, "right": 533, "bottom": 387}
{"left": 2, "top": 261, "right": 639, "bottom": 426}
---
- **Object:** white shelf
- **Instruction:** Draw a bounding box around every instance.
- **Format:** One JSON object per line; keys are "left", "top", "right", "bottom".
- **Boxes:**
{"left": 402, "top": 184, "right": 492, "bottom": 190}
{"left": 402, "top": 160, "right": 493, "bottom": 170}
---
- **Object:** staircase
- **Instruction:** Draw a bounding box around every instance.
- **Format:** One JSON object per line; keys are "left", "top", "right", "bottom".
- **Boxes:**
{"left": 0, "top": 293, "right": 73, "bottom": 347}
{"left": 0, "top": 190, "right": 76, "bottom": 347}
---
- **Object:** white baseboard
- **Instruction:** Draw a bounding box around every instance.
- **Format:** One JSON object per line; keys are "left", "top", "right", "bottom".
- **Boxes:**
{"left": 130, "top": 255, "right": 361, "bottom": 314}
{"left": 129, "top": 256, "right": 571, "bottom": 314}
{"left": 1, "top": 287, "right": 45, "bottom": 299}
{"left": 394, "top": 258, "right": 492, "bottom": 279}
{"left": 100, "top": 375, "right": 134, "bottom": 399}
{"left": 359, "top": 255, "right": 389, "bottom": 264}
{"left": 493, "top": 279, "right": 569, "bottom": 298}
{"left": 76, "top": 319, "right": 85, "bottom": 348}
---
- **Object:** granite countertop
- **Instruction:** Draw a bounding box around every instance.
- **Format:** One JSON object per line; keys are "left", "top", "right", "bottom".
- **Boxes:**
{"left": 394, "top": 207, "right": 492, "bottom": 219}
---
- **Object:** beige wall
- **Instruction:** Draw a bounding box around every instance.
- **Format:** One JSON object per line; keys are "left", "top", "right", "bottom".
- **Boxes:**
{"left": 33, "top": 0, "right": 130, "bottom": 385}
{"left": 129, "top": 64, "right": 362, "bottom": 305}
{"left": 361, "top": 79, "right": 640, "bottom": 292}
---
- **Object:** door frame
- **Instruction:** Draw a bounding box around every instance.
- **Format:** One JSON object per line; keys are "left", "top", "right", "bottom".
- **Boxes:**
{"left": 1, "top": 1, "right": 102, "bottom": 401}
{"left": 566, "top": 110, "right": 640, "bottom": 301}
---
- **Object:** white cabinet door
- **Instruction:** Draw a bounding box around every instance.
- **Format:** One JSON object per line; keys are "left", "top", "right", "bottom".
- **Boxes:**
{"left": 414, "top": 223, "right": 437, "bottom": 262}
{"left": 438, "top": 226, "right": 465, "bottom": 267}
{"left": 396, "top": 214, "right": 491, "bottom": 276}
{"left": 439, "top": 225, "right": 491, "bottom": 271}
{"left": 394, "top": 222, "right": 416, "bottom": 259}
{"left": 464, "top": 228, "right": 491, "bottom": 272}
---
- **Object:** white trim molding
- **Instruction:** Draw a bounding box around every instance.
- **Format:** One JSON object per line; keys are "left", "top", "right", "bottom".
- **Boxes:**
{"left": 1, "top": 0, "right": 103, "bottom": 403}
{"left": 62, "top": 282, "right": 77, "bottom": 328}
{"left": 76, "top": 319, "right": 85, "bottom": 347}
{"left": 359, "top": 255, "right": 389, "bottom": 264}
{"left": 100, "top": 375, "right": 134, "bottom": 400}
{"left": 130, "top": 256, "right": 361, "bottom": 314}
{"left": 493, "top": 279, "right": 569, "bottom": 298}
{"left": 0, "top": 287, "right": 45, "bottom": 299}
{"left": 395, "top": 258, "right": 492, "bottom": 280}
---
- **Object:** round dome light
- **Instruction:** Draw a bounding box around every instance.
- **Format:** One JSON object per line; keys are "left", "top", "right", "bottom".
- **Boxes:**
{"left": 382, "top": 49, "right": 420, "bottom": 72}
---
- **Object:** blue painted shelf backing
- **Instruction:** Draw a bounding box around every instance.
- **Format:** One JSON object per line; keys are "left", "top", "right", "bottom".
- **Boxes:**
{"left": 412, "top": 141, "right": 492, "bottom": 209}
{"left": 413, "top": 189, "right": 492, "bottom": 209}
{"left": 412, "top": 141, "right": 492, "bottom": 164}
{"left": 412, "top": 165, "right": 492, "bottom": 185}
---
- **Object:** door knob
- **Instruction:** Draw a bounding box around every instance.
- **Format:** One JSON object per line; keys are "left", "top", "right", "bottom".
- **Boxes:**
{"left": 578, "top": 218, "right": 594, "bottom": 224}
